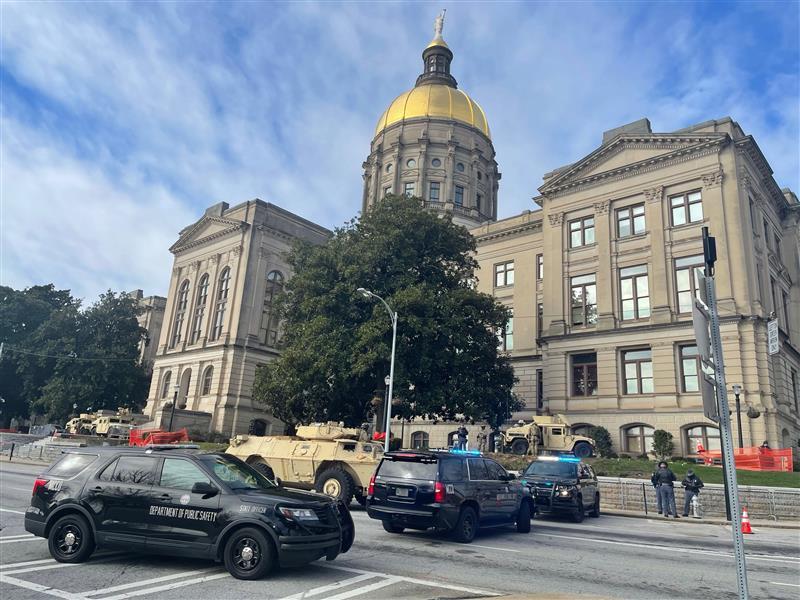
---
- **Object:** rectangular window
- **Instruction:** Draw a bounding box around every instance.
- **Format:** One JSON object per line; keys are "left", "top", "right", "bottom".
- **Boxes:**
{"left": 569, "top": 216, "right": 595, "bottom": 248}
{"left": 404, "top": 182, "right": 415, "bottom": 197}
{"left": 476, "top": 193, "right": 482, "bottom": 212}
{"left": 792, "top": 370, "right": 799, "bottom": 413}
{"left": 570, "top": 274, "right": 597, "bottom": 326}
{"left": 619, "top": 265, "right": 650, "bottom": 320}
{"left": 536, "top": 254, "right": 543, "bottom": 281}
{"left": 536, "top": 369, "right": 544, "bottom": 410}
{"left": 679, "top": 345, "right": 700, "bottom": 392}
{"left": 763, "top": 219, "right": 770, "bottom": 247}
{"left": 429, "top": 181, "right": 440, "bottom": 201}
{"left": 783, "top": 292, "right": 790, "bottom": 330}
{"left": 454, "top": 185, "right": 464, "bottom": 206}
{"left": 616, "top": 203, "right": 646, "bottom": 237}
{"left": 770, "top": 278, "right": 778, "bottom": 314}
{"left": 383, "top": 186, "right": 391, "bottom": 197}
{"left": 536, "top": 303, "right": 543, "bottom": 343}
{"left": 498, "top": 311, "right": 513, "bottom": 351}
{"left": 494, "top": 261, "right": 514, "bottom": 287}
{"left": 749, "top": 198, "right": 757, "bottom": 233}
{"left": 774, "top": 231, "right": 781, "bottom": 258}
{"left": 571, "top": 353, "right": 597, "bottom": 397}
{"left": 622, "top": 349, "right": 653, "bottom": 394}
{"left": 675, "top": 254, "right": 704, "bottom": 313}
{"left": 670, "top": 191, "right": 703, "bottom": 226}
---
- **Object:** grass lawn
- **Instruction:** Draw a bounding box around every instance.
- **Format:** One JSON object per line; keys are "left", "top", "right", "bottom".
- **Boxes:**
{"left": 488, "top": 454, "right": 800, "bottom": 488}
{"left": 192, "top": 441, "right": 229, "bottom": 451}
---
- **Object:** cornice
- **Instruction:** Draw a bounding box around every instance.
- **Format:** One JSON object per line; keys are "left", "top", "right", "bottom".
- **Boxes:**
{"left": 473, "top": 220, "right": 542, "bottom": 243}
{"left": 735, "top": 138, "right": 789, "bottom": 217}
{"left": 170, "top": 216, "right": 247, "bottom": 254}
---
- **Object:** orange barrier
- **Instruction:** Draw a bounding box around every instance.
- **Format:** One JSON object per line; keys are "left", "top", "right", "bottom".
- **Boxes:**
{"left": 129, "top": 428, "right": 189, "bottom": 447}
{"left": 698, "top": 447, "right": 793, "bottom": 472}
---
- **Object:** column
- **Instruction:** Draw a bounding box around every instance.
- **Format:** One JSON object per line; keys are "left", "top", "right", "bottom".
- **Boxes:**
{"left": 594, "top": 200, "right": 614, "bottom": 330}
{"left": 644, "top": 186, "right": 671, "bottom": 324}
{"left": 544, "top": 206, "right": 566, "bottom": 336}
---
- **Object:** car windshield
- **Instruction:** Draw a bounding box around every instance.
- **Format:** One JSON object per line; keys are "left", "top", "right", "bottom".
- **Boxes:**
{"left": 524, "top": 461, "right": 578, "bottom": 478}
{"left": 199, "top": 454, "right": 276, "bottom": 491}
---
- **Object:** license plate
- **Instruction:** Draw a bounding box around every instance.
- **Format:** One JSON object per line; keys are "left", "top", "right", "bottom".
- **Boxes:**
{"left": 395, "top": 488, "right": 409, "bottom": 497}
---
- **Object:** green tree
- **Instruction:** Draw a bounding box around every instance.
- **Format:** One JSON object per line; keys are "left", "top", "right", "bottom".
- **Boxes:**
{"left": 253, "top": 195, "right": 520, "bottom": 428}
{"left": 652, "top": 429, "right": 675, "bottom": 460}
{"left": 588, "top": 425, "right": 615, "bottom": 458}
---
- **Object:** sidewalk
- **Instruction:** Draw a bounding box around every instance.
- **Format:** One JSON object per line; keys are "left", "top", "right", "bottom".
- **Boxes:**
{"left": 602, "top": 507, "right": 800, "bottom": 529}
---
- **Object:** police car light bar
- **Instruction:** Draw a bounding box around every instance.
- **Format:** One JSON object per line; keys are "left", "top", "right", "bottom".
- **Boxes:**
{"left": 449, "top": 449, "right": 482, "bottom": 456}
{"left": 536, "top": 455, "right": 581, "bottom": 462}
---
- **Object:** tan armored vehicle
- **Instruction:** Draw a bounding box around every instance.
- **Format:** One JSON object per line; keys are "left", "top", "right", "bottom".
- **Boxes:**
{"left": 226, "top": 422, "right": 383, "bottom": 505}
{"left": 91, "top": 409, "right": 148, "bottom": 438}
{"left": 501, "top": 414, "right": 596, "bottom": 458}
{"left": 65, "top": 413, "right": 96, "bottom": 435}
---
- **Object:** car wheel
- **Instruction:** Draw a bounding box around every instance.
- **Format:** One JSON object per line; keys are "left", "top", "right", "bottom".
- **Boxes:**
{"left": 223, "top": 527, "right": 274, "bottom": 580}
{"left": 590, "top": 493, "right": 601, "bottom": 518}
{"left": 452, "top": 506, "right": 478, "bottom": 543}
{"left": 510, "top": 438, "right": 529, "bottom": 455}
{"left": 516, "top": 501, "right": 532, "bottom": 533}
{"left": 572, "top": 442, "right": 593, "bottom": 458}
{"left": 572, "top": 497, "right": 585, "bottom": 523}
{"left": 315, "top": 467, "right": 354, "bottom": 505}
{"left": 251, "top": 461, "right": 275, "bottom": 481}
{"left": 382, "top": 520, "right": 405, "bottom": 534}
{"left": 48, "top": 514, "right": 95, "bottom": 563}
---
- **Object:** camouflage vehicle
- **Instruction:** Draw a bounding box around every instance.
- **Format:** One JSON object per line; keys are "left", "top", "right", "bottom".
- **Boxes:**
{"left": 226, "top": 422, "right": 383, "bottom": 505}
{"left": 91, "top": 409, "right": 149, "bottom": 438}
{"left": 65, "top": 413, "right": 96, "bottom": 435}
{"left": 501, "top": 414, "right": 595, "bottom": 458}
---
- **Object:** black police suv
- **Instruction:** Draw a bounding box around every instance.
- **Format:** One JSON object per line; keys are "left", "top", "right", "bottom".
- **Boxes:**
{"left": 24, "top": 447, "right": 354, "bottom": 579}
{"left": 366, "top": 449, "right": 533, "bottom": 543}
{"left": 520, "top": 456, "right": 600, "bottom": 522}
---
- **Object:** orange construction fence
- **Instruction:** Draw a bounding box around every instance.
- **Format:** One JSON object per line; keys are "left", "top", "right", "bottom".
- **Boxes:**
{"left": 698, "top": 446, "right": 793, "bottom": 472}
{"left": 129, "top": 428, "right": 189, "bottom": 447}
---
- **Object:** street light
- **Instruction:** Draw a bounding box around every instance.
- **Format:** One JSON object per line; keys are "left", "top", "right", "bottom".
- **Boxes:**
{"left": 168, "top": 384, "right": 180, "bottom": 433}
{"left": 731, "top": 384, "right": 743, "bottom": 449}
{"left": 357, "top": 287, "right": 398, "bottom": 453}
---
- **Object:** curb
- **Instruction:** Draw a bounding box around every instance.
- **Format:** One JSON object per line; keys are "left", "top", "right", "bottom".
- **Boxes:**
{"left": 601, "top": 508, "right": 800, "bottom": 529}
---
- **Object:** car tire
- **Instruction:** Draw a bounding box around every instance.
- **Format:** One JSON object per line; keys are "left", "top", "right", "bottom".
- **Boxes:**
{"left": 590, "top": 493, "right": 601, "bottom": 518}
{"left": 48, "top": 514, "right": 95, "bottom": 563}
{"left": 355, "top": 492, "right": 367, "bottom": 507}
{"left": 223, "top": 527, "right": 275, "bottom": 580}
{"left": 382, "top": 520, "right": 405, "bottom": 534}
{"left": 251, "top": 461, "right": 275, "bottom": 481}
{"left": 572, "top": 497, "right": 585, "bottom": 523}
{"left": 452, "top": 506, "right": 478, "bottom": 543}
{"left": 516, "top": 501, "right": 532, "bottom": 533}
{"left": 510, "top": 438, "right": 529, "bottom": 455}
{"left": 315, "top": 467, "right": 354, "bottom": 505}
{"left": 573, "top": 442, "right": 592, "bottom": 458}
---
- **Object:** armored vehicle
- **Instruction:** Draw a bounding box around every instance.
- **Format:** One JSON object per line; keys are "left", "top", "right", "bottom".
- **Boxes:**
{"left": 65, "top": 414, "right": 96, "bottom": 435}
{"left": 226, "top": 422, "right": 383, "bottom": 506}
{"left": 501, "top": 414, "right": 595, "bottom": 458}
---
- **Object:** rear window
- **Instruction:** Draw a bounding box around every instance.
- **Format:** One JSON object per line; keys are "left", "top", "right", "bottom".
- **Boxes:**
{"left": 439, "top": 459, "right": 466, "bottom": 481}
{"left": 48, "top": 453, "right": 98, "bottom": 478}
{"left": 378, "top": 457, "right": 438, "bottom": 480}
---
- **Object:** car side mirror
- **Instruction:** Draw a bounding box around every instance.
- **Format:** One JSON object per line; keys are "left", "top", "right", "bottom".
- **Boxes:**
{"left": 275, "top": 477, "right": 283, "bottom": 487}
{"left": 500, "top": 473, "right": 516, "bottom": 481}
{"left": 191, "top": 481, "right": 219, "bottom": 497}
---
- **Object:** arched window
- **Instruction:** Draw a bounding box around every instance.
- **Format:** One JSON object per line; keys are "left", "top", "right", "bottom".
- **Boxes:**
{"left": 201, "top": 366, "right": 214, "bottom": 396}
{"left": 411, "top": 431, "right": 429, "bottom": 450}
{"left": 571, "top": 423, "right": 594, "bottom": 437}
{"left": 685, "top": 424, "right": 720, "bottom": 454}
{"left": 261, "top": 270, "right": 284, "bottom": 347}
{"left": 782, "top": 428, "right": 791, "bottom": 449}
{"left": 623, "top": 424, "right": 654, "bottom": 454}
{"left": 190, "top": 274, "right": 209, "bottom": 344}
{"left": 211, "top": 268, "right": 230, "bottom": 340}
{"left": 249, "top": 419, "right": 268, "bottom": 436}
{"left": 171, "top": 280, "right": 190, "bottom": 347}
{"left": 160, "top": 371, "right": 172, "bottom": 399}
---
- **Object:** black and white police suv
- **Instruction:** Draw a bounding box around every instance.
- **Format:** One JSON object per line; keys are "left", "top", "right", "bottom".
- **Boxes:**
{"left": 365, "top": 449, "right": 533, "bottom": 543}
{"left": 24, "top": 446, "right": 354, "bottom": 579}
{"left": 520, "top": 455, "right": 600, "bottom": 522}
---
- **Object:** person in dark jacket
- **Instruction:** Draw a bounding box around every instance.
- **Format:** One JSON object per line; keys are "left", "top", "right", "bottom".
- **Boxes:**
{"left": 650, "top": 470, "right": 662, "bottom": 514}
{"left": 456, "top": 426, "right": 468, "bottom": 450}
{"left": 681, "top": 469, "right": 704, "bottom": 517}
{"left": 653, "top": 461, "right": 679, "bottom": 518}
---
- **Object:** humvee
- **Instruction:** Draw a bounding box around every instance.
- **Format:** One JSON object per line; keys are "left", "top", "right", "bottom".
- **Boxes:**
{"left": 65, "top": 413, "right": 96, "bottom": 435}
{"left": 226, "top": 422, "right": 382, "bottom": 505}
{"left": 501, "top": 414, "right": 595, "bottom": 458}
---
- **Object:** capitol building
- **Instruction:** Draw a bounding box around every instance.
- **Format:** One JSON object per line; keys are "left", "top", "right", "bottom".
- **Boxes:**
{"left": 143, "top": 17, "right": 800, "bottom": 456}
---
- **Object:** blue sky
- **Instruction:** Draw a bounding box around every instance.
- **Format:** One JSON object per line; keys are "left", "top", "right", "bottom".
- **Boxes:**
{"left": 2, "top": 1, "right": 798, "bottom": 301}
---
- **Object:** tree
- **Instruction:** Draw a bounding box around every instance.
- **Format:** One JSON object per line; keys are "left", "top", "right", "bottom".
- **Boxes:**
{"left": 253, "top": 195, "right": 521, "bottom": 428}
{"left": 588, "top": 426, "right": 615, "bottom": 458}
{"left": 652, "top": 429, "right": 674, "bottom": 460}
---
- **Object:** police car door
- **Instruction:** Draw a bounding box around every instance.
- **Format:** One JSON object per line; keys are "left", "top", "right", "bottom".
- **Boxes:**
{"left": 147, "top": 457, "right": 222, "bottom": 557}
{"left": 466, "top": 458, "right": 497, "bottom": 524}
{"left": 485, "top": 459, "right": 516, "bottom": 520}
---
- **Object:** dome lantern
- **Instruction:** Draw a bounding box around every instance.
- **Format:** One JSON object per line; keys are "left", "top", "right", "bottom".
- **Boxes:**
{"left": 415, "top": 9, "right": 457, "bottom": 89}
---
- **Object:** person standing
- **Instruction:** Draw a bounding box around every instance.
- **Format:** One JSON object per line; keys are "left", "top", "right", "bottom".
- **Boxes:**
{"left": 477, "top": 426, "right": 488, "bottom": 453}
{"left": 653, "top": 461, "right": 679, "bottom": 518}
{"left": 457, "top": 425, "right": 468, "bottom": 451}
{"left": 650, "top": 468, "right": 662, "bottom": 515}
{"left": 681, "top": 469, "right": 704, "bottom": 517}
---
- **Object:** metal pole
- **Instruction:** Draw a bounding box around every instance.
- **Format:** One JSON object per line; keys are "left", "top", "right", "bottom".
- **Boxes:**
{"left": 642, "top": 482, "right": 648, "bottom": 516}
{"left": 168, "top": 389, "right": 178, "bottom": 432}
{"left": 384, "top": 311, "right": 397, "bottom": 453}
{"left": 735, "top": 392, "right": 743, "bottom": 450}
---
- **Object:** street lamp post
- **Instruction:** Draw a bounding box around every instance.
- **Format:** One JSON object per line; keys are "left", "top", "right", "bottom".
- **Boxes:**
{"left": 732, "top": 384, "right": 743, "bottom": 449}
{"left": 357, "top": 288, "right": 397, "bottom": 453}
{"left": 168, "top": 384, "right": 180, "bottom": 433}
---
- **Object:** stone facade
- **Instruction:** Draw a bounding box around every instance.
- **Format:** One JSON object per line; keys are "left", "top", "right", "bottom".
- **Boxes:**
{"left": 128, "top": 289, "right": 166, "bottom": 371}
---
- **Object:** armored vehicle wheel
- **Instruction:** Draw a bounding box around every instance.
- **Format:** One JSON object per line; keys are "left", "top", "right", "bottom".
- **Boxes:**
{"left": 78, "top": 427, "right": 92, "bottom": 435}
{"left": 516, "top": 500, "right": 532, "bottom": 533}
{"left": 250, "top": 461, "right": 275, "bottom": 481}
{"left": 590, "top": 493, "right": 600, "bottom": 518}
{"left": 510, "top": 438, "right": 529, "bottom": 455}
{"left": 572, "top": 497, "right": 585, "bottom": 523}
{"left": 48, "top": 514, "right": 95, "bottom": 563}
{"left": 382, "top": 521, "right": 404, "bottom": 534}
{"left": 223, "top": 527, "right": 275, "bottom": 580}
{"left": 315, "top": 466, "right": 354, "bottom": 505}
{"left": 452, "top": 506, "right": 478, "bottom": 543}
{"left": 573, "top": 441, "right": 592, "bottom": 458}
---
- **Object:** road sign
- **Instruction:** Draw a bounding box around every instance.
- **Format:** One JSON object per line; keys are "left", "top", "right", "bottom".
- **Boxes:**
{"left": 767, "top": 319, "right": 779, "bottom": 355}
{"left": 692, "top": 298, "right": 712, "bottom": 363}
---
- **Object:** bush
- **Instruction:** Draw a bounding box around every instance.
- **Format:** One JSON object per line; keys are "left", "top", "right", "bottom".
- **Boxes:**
{"left": 652, "top": 430, "right": 674, "bottom": 459}
{"left": 588, "top": 426, "right": 614, "bottom": 457}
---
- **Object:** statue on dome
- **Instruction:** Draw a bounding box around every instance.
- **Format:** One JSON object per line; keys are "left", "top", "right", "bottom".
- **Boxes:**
{"left": 433, "top": 9, "right": 446, "bottom": 39}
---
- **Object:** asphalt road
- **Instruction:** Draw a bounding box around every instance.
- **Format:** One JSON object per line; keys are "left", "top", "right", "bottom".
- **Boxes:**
{"left": 1, "top": 461, "right": 798, "bottom": 599}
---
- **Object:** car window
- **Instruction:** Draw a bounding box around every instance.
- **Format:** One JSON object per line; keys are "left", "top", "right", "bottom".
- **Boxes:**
{"left": 523, "top": 461, "right": 577, "bottom": 478}
{"left": 379, "top": 458, "right": 438, "bottom": 480}
{"left": 110, "top": 456, "right": 157, "bottom": 485}
{"left": 467, "top": 458, "right": 488, "bottom": 480}
{"left": 439, "top": 459, "right": 466, "bottom": 481}
{"left": 48, "top": 454, "right": 98, "bottom": 478}
{"left": 159, "top": 459, "right": 211, "bottom": 490}
{"left": 199, "top": 454, "right": 275, "bottom": 491}
{"left": 484, "top": 460, "right": 507, "bottom": 480}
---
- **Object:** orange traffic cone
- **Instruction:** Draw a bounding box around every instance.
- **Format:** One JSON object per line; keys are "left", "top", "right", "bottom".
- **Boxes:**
{"left": 741, "top": 506, "right": 753, "bottom": 534}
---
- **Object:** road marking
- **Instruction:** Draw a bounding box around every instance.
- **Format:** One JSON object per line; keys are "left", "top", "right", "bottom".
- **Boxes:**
{"left": 0, "top": 536, "right": 43, "bottom": 544}
{"left": 101, "top": 572, "right": 230, "bottom": 600}
{"left": 0, "top": 508, "right": 26, "bottom": 514}
{"left": 83, "top": 568, "right": 219, "bottom": 596}
{"left": 469, "top": 543, "right": 522, "bottom": 553}
{"left": 0, "top": 533, "right": 34, "bottom": 539}
{"left": 770, "top": 582, "right": 800, "bottom": 588}
{"left": 0, "top": 574, "right": 85, "bottom": 600}
{"left": 0, "top": 557, "right": 55, "bottom": 569}
{"left": 278, "top": 573, "right": 377, "bottom": 600}
{"left": 2, "top": 554, "right": 124, "bottom": 575}
{"left": 7, "top": 487, "right": 33, "bottom": 492}
{"left": 323, "top": 577, "right": 401, "bottom": 600}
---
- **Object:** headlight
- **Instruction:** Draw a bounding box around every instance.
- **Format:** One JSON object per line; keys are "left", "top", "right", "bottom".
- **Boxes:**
{"left": 278, "top": 507, "right": 319, "bottom": 522}
{"left": 555, "top": 484, "right": 576, "bottom": 497}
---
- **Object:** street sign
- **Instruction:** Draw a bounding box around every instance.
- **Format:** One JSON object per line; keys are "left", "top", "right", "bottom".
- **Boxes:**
{"left": 701, "top": 371, "right": 719, "bottom": 422}
{"left": 692, "top": 298, "right": 712, "bottom": 363}
{"left": 767, "top": 319, "right": 780, "bottom": 355}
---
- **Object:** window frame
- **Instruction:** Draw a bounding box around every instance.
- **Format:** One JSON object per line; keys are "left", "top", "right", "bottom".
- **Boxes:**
{"left": 624, "top": 424, "right": 655, "bottom": 455}
{"left": 403, "top": 181, "right": 415, "bottom": 197}
{"left": 201, "top": 366, "right": 214, "bottom": 396}
{"left": 670, "top": 190, "right": 703, "bottom": 226}
{"left": 569, "top": 216, "right": 595, "bottom": 248}
{"left": 570, "top": 273, "right": 597, "bottom": 327}
{"left": 685, "top": 425, "right": 721, "bottom": 455}
{"left": 622, "top": 348, "right": 653, "bottom": 395}
{"left": 171, "top": 279, "right": 190, "bottom": 347}
{"left": 674, "top": 255, "right": 704, "bottom": 314}
{"left": 158, "top": 458, "right": 212, "bottom": 490}
{"left": 160, "top": 371, "right": 172, "bottom": 399}
{"left": 211, "top": 267, "right": 231, "bottom": 341}
{"left": 429, "top": 181, "right": 440, "bottom": 202}
{"left": 410, "top": 431, "right": 429, "bottom": 450}
{"left": 494, "top": 261, "right": 515, "bottom": 288}
{"left": 616, "top": 203, "right": 646, "bottom": 238}
{"left": 498, "top": 310, "right": 513, "bottom": 352}
{"left": 262, "top": 270, "right": 284, "bottom": 347}
{"left": 619, "top": 265, "right": 650, "bottom": 321}
{"left": 536, "top": 254, "right": 543, "bottom": 281}
{"left": 454, "top": 185, "right": 464, "bottom": 206}
{"left": 190, "top": 274, "right": 209, "bottom": 344}
{"left": 571, "top": 353, "right": 598, "bottom": 397}
{"left": 678, "top": 344, "right": 700, "bottom": 393}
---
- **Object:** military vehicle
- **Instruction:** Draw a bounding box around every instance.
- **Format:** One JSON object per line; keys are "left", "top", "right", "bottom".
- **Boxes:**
{"left": 500, "top": 414, "right": 596, "bottom": 458}
{"left": 65, "top": 414, "right": 96, "bottom": 435}
{"left": 226, "top": 422, "right": 383, "bottom": 505}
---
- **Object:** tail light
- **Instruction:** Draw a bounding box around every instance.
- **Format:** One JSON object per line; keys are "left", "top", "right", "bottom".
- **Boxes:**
{"left": 434, "top": 481, "right": 446, "bottom": 503}
{"left": 32, "top": 478, "right": 48, "bottom": 496}
{"left": 367, "top": 474, "right": 376, "bottom": 497}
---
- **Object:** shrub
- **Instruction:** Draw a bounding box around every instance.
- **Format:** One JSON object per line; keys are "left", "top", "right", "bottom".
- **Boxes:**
{"left": 652, "top": 430, "right": 674, "bottom": 459}
{"left": 588, "top": 426, "right": 614, "bottom": 457}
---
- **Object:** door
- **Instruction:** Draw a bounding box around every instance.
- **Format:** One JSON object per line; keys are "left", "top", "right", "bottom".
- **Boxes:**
{"left": 88, "top": 455, "right": 157, "bottom": 549}
{"left": 484, "top": 459, "right": 517, "bottom": 521}
{"left": 146, "top": 458, "right": 222, "bottom": 557}
{"left": 467, "top": 458, "right": 497, "bottom": 524}
{"left": 579, "top": 464, "right": 598, "bottom": 508}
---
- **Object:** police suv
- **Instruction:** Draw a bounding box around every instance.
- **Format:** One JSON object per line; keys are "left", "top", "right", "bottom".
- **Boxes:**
{"left": 24, "top": 446, "right": 354, "bottom": 579}
{"left": 365, "top": 449, "right": 533, "bottom": 543}
{"left": 520, "top": 456, "right": 600, "bottom": 522}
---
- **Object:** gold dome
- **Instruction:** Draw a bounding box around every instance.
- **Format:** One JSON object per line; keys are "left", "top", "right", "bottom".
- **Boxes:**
{"left": 374, "top": 84, "right": 491, "bottom": 140}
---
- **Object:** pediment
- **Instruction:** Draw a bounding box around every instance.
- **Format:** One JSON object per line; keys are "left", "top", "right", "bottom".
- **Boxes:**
{"left": 170, "top": 215, "right": 246, "bottom": 254}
